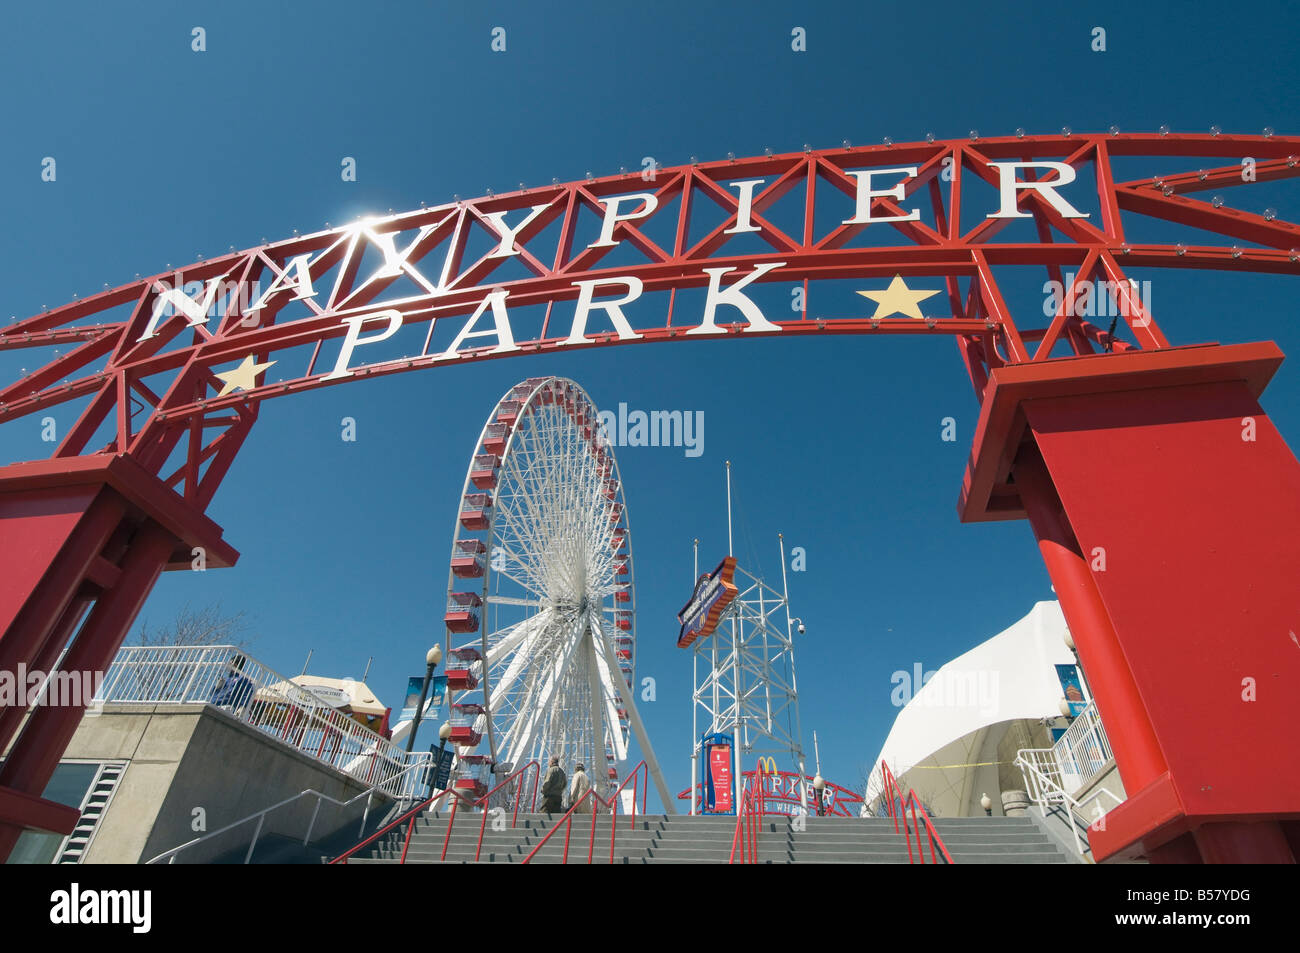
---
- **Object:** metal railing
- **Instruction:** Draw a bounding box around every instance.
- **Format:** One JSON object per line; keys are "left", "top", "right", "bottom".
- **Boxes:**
{"left": 879, "top": 761, "right": 953, "bottom": 864}
{"left": 97, "top": 644, "right": 425, "bottom": 791}
{"left": 728, "top": 765, "right": 767, "bottom": 864}
{"left": 459, "top": 761, "right": 540, "bottom": 862}
{"left": 863, "top": 761, "right": 937, "bottom": 820}
{"left": 329, "top": 760, "right": 541, "bottom": 864}
{"left": 329, "top": 789, "right": 455, "bottom": 865}
{"left": 146, "top": 755, "right": 434, "bottom": 864}
{"left": 520, "top": 761, "right": 650, "bottom": 864}
{"left": 1052, "top": 700, "right": 1113, "bottom": 794}
{"left": 1016, "top": 748, "right": 1123, "bottom": 859}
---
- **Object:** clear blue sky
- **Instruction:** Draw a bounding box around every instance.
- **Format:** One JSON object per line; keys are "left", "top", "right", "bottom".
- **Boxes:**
{"left": 2, "top": 1, "right": 1299, "bottom": 808}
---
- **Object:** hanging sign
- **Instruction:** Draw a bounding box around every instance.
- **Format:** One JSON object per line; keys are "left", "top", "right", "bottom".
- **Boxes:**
{"left": 677, "top": 556, "right": 739, "bottom": 648}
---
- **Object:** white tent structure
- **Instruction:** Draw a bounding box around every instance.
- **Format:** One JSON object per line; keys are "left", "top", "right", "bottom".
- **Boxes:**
{"left": 867, "top": 601, "right": 1078, "bottom": 818}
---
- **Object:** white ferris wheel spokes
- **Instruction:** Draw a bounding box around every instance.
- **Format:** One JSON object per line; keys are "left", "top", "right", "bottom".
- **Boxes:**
{"left": 443, "top": 377, "right": 646, "bottom": 803}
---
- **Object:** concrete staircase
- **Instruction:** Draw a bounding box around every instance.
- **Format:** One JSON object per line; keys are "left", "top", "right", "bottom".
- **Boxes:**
{"left": 930, "top": 816, "right": 1071, "bottom": 864}
{"left": 335, "top": 810, "right": 1070, "bottom": 864}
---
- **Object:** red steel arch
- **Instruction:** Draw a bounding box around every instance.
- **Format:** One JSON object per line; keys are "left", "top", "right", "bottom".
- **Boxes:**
{"left": 2, "top": 132, "right": 1300, "bottom": 863}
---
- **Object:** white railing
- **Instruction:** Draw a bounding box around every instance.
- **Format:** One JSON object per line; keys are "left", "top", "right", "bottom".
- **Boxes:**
{"left": 146, "top": 756, "right": 439, "bottom": 864}
{"left": 1052, "top": 700, "right": 1113, "bottom": 794}
{"left": 1016, "top": 748, "right": 1123, "bottom": 859}
{"left": 96, "top": 644, "right": 427, "bottom": 792}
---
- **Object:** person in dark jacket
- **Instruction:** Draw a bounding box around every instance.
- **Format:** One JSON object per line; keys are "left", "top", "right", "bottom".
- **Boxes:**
{"left": 210, "top": 655, "right": 255, "bottom": 713}
{"left": 540, "top": 755, "right": 566, "bottom": 814}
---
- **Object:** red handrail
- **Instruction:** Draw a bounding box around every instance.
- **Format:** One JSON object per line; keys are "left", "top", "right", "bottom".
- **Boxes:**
{"left": 879, "top": 761, "right": 954, "bottom": 864}
{"left": 522, "top": 760, "right": 651, "bottom": 864}
{"left": 472, "top": 760, "right": 540, "bottom": 861}
{"left": 606, "top": 761, "right": 649, "bottom": 863}
{"left": 329, "top": 760, "right": 540, "bottom": 864}
{"left": 441, "top": 792, "right": 458, "bottom": 860}
{"left": 521, "top": 785, "right": 603, "bottom": 864}
{"left": 440, "top": 759, "right": 539, "bottom": 862}
{"left": 329, "top": 787, "right": 454, "bottom": 864}
{"left": 728, "top": 764, "right": 766, "bottom": 864}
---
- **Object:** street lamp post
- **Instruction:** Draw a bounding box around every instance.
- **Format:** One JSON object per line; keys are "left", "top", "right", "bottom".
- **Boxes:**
{"left": 405, "top": 645, "right": 444, "bottom": 755}
{"left": 813, "top": 774, "right": 826, "bottom": 816}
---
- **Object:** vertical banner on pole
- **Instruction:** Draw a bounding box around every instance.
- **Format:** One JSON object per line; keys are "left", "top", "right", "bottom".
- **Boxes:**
{"left": 700, "top": 733, "right": 734, "bottom": 814}
{"left": 1054, "top": 664, "right": 1087, "bottom": 717}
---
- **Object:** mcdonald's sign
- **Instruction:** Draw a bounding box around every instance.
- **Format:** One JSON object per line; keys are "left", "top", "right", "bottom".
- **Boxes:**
{"left": 755, "top": 757, "right": 779, "bottom": 775}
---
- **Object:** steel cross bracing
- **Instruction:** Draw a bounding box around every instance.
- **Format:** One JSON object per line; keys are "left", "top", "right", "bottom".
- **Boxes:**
{"left": 692, "top": 563, "right": 807, "bottom": 784}
{"left": 5, "top": 133, "right": 1300, "bottom": 499}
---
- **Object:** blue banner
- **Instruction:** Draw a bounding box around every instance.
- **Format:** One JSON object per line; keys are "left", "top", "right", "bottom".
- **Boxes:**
{"left": 433, "top": 746, "right": 454, "bottom": 789}
{"left": 429, "top": 675, "right": 446, "bottom": 710}
{"left": 401, "top": 675, "right": 447, "bottom": 722}
{"left": 1055, "top": 663, "right": 1087, "bottom": 717}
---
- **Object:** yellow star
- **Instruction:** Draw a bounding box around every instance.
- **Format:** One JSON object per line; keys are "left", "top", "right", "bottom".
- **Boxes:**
{"left": 214, "top": 354, "right": 276, "bottom": 397}
{"left": 857, "top": 275, "right": 941, "bottom": 320}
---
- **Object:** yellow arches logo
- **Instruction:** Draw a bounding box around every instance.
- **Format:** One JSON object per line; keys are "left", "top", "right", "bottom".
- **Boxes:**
{"left": 756, "top": 757, "right": 779, "bottom": 775}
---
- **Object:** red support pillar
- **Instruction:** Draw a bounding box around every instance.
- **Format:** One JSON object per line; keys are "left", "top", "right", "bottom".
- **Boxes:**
{"left": 0, "top": 522, "right": 174, "bottom": 859}
{"left": 961, "top": 342, "right": 1300, "bottom": 863}
{"left": 0, "top": 454, "right": 237, "bottom": 862}
{"left": 1013, "top": 451, "right": 1169, "bottom": 796}
{"left": 0, "top": 489, "right": 125, "bottom": 687}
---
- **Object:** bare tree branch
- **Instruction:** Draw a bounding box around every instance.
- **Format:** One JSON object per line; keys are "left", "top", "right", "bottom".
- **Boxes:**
{"left": 131, "top": 603, "right": 255, "bottom": 651}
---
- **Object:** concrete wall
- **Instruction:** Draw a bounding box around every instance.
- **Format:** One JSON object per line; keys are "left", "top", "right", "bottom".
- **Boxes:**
{"left": 64, "top": 703, "right": 390, "bottom": 863}
{"left": 63, "top": 703, "right": 197, "bottom": 864}
{"left": 1074, "top": 759, "right": 1127, "bottom": 820}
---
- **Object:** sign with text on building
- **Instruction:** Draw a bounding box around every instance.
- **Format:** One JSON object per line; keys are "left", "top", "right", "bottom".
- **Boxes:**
{"left": 677, "top": 556, "right": 739, "bottom": 648}
{"left": 700, "top": 732, "right": 735, "bottom": 814}
{"left": 708, "top": 744, "right": 734, "bottom": 814}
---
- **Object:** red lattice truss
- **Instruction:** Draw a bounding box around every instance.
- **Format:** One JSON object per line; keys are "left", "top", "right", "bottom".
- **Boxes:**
{"left": 2, "top": 133, "right": 1298, "bottom": 509}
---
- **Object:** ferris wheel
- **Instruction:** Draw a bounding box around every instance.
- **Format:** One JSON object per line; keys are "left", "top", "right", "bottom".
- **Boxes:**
{"left": 440, "top": 377, "right": 671, "bottom": 808}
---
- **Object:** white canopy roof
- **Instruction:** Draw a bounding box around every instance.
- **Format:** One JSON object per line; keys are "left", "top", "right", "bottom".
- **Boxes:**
{"left": 869, "top": 600, "right": 1076, "bottom": 812}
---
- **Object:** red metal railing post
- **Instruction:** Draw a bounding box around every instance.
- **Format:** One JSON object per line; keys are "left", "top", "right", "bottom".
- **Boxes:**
{"left": 399, "top": 812, "right": 417, "bottom": 864}
{"left": 441, "top": 794, "right": 458, "bottom": 861}
{"left": 911, "top": 801, "right": 924, "bottom": 864}
{"left": 728, "top": 791, "right": 744, "bottom": 864}
{"left": 923, "top": 802, "right": 937, "bottom": 864}
{"left": 877, "top": 760, "right": 954, "bottom": 865}
{"left": 610, "top": 801, "right": 617, "bottom": 865}
{"left": 476, "top": 800, "right": 489, "bottom": 862}
{"left": 607, "top": 761, "right": 646, "bottom": 863}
